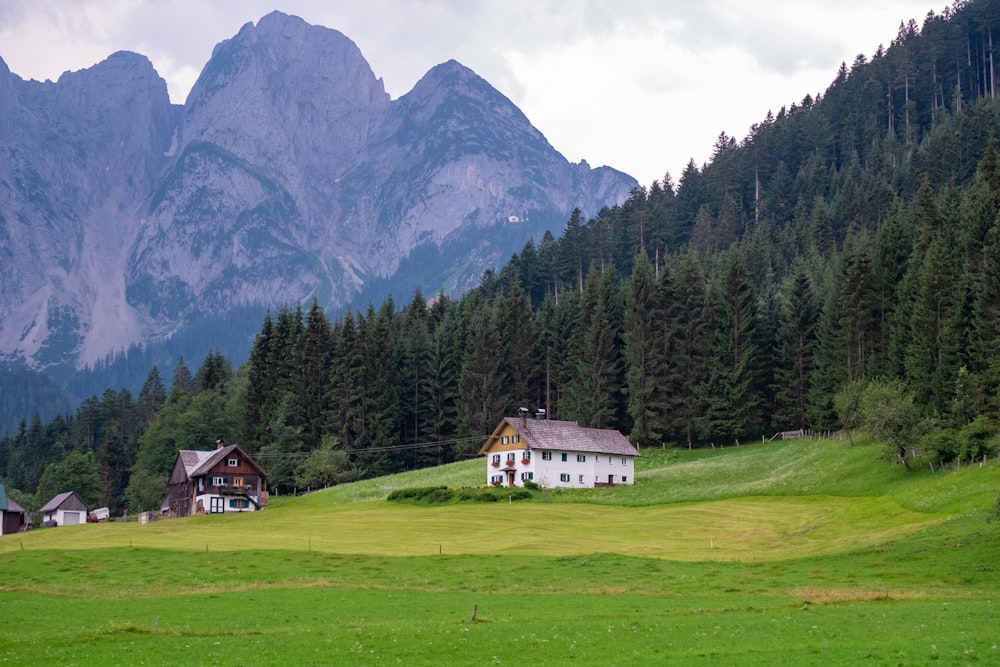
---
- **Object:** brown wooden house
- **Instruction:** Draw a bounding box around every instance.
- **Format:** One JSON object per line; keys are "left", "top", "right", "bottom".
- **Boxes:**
{"left": 163, "top": 442, "right": 268, "bottom": 517}
{"left": 0, "top": 483, "right": 27, "bottom": 536}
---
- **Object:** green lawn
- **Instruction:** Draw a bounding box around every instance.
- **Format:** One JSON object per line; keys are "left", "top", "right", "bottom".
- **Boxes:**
{"left": 2, "top": 437, "right": 999, "bottom": 665}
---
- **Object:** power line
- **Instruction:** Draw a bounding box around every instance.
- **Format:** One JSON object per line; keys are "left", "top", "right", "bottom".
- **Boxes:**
{"left": 251, "top": 435, "right": 485, "bottom": 459}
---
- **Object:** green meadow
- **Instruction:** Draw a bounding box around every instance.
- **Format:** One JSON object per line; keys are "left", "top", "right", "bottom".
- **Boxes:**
{"left": 2, "top": 437, "right": 999, "bottom": 665}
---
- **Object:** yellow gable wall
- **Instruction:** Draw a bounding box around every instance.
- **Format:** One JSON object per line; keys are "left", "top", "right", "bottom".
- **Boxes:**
{"left": 483, "top": 423, "right": 524, "bottom": 453}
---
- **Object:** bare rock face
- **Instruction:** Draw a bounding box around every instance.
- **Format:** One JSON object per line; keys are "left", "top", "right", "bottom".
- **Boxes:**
{"left": 0, "top": 51, "right": 178, "bottom": 366}
{"left": 0, "top": 11, "right": 636, "bottom": 369}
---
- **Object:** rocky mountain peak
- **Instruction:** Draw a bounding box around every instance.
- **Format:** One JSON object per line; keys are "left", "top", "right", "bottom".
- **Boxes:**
{"left": 0, "top": 13, "right": 637, "bottom": 375}
{"left": 184, "top": 11, "right": 389, "bottom": 182}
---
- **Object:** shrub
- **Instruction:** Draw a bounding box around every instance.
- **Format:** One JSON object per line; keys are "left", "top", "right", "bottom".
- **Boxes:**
{"left": 388, "top": 485, "right": 533, "bottom": 504}
{"left": 956, "top": 416, "right": 996, "bottom": 462}
{"left": 387, "top": 486, "right": 448, "bottom": 502}
{"left": 920, "top": 430, "right": 957, "bottom": 466}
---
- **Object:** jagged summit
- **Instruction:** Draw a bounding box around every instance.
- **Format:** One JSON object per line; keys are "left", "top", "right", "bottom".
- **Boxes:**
{"left": 0, "top": 13, "right": 637, "bottom": 371}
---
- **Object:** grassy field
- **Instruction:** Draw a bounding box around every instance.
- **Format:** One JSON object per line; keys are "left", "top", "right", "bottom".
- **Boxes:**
{"left": 2, "top": 436, "right": 999, "bottom": 665}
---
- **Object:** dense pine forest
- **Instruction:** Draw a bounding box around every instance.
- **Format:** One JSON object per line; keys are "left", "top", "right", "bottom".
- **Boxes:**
{"left": 2, "top": 1, "right": 1000, "bottom": 516}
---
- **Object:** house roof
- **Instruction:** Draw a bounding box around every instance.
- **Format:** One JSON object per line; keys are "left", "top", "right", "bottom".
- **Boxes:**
{"left": 177, "top": 444, "right": 267, "bottom": 479}
{"left": 5, "top": 496, "right": 25, "bottom": 513}
{"left": 0, "top": 483, "right": 12, "bottom": 511}
{"left": 480, "top": 417, "right": 640, "bottom": 457}
{"left": 178, "top": 449, "right": 214, "bottom": 476}
{"left": 40, "top": 491, "right": 86, "bottom": 513}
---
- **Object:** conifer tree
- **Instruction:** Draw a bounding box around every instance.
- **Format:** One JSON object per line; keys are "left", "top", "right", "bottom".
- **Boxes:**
{"left": 494, "top": 277, "right": 534, "bottom": 415}
{"left": 664, "top": 252, "right": 711, "bottom": 447}
{"left": 701, "top": 252, "right": 764, "bottom": 441}
{"left": 624, "top": 253, "right": 664, "bottom": 445}
{"left": 137, "top": 366, "right": 166, "bottom": 425}
{"left": 421, "top": 304, "right": 462, "bottom": 462}
{"left": 327, "top": 310, "right": 362, "bottom": 451}
{"left": 297, "top": 299, "right": 333, "bottom": 452}
{"left": 399, "top": 289, "right": 432, "bottom": 447}
{"left": 170, "top": 357, "right": 193, "bottom": 396}
{"left": 457, "top": 306, "right": 505, "bottom": 437}
{"left": 562, "top": 268, "right": 620, "bottom": 428}
{"left": 773, "top": 268, "right": 818, "bottom": 430}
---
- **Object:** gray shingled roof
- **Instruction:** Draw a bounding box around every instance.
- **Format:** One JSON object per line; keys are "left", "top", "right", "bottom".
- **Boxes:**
{"left": 500, "top": 417, "right": 639, "bottom": 456}
{"left": 189, "top": 444, "right": 240, "bottom": 477}
{"left": 5, "top": 496, "right": 25, "bottom": 513}
{"left": 178, "top": 449, "right": 215, "bottom": 476}
{"left": 40, "top": 491, "right": 85, "bottom": 513}
{"left": 176, "top": 444, "right": 266, "bottom": 480}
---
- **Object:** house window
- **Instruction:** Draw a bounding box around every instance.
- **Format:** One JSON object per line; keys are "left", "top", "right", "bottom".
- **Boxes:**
{"left": 512, "top": 435, "right": 520, "bottom": 443}
{"left": 559, "top": 473, "right": 570, "bottom": 482}
{"left": 506, "top": 453, "right": 516, "bottom": 463}
{"left": 522, "top": 451, "right": 531, "bottom": 462}
{"left": 595, "top": 455, "right": 600, "bottom": 462}
{"left": 542, "top": 451, "right": 552, "bottom": 461}
{"left": 622, "top": 476, "right": 628, "bottom": 483}
{"left": 232, "top": 477, "right": 244, "bottom": 488}
{"left": 577, "top": 454, "right": 586, "bottom": 462}
{"left": 491, "top": 475, "right": 503, "bottom": 485}
{"left": 521, "top": 472, "right": 533, "bottom": 481}
{"left": 501, "top": 436, "right": 509, "bottom": 444}
{"left": 212, "top": 476, "right": 225, "bottom": 487}
{"left": 561, "top": 453, "right": 568, "bottom": 462}
{"left": 622, "top": 457, "right": 627, "bottom": 465}
{"left": 227, "top": 458, "right": 239, "bottom": 467}
{"left": 578, "top": 475, "right": 585, "bottom": 484}
{"left": 492, "top": 454, "right": 501, "bottom": 464}
{"left": 230, "top": 498, "right": 247, "bottom": 509}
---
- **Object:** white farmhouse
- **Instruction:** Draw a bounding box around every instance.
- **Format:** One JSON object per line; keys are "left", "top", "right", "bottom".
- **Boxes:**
{"left": 479, "top": 410, "right": 639, "bottom": 489}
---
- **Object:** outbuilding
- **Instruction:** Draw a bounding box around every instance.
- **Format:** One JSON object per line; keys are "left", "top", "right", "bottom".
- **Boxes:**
{"left": 39, "top": 491, "right": 89, "bottom": 526}
{"left": 0, "top": 483, "right": 28, "bottom": 535}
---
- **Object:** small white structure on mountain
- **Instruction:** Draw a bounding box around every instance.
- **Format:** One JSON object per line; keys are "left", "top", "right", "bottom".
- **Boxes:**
{"left": 479, "top": 409, "right": 639, "bottom": 489}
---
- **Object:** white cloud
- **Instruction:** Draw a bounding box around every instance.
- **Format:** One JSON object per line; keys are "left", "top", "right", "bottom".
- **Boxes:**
{"left": 0, "top": 0, "right": 940, "bottom": 185}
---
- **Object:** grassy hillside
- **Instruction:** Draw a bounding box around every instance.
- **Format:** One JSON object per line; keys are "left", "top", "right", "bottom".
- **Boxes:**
{"left": 2, "top": 436, "right": 999, "bottom": 665}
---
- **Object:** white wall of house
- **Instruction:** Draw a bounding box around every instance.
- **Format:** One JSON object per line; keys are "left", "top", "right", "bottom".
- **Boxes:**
{"left": 486, "top": 449, "right": 635, "bottom": 489}
{"left": 194, "top": 493, "right": 259, "bottom": 514}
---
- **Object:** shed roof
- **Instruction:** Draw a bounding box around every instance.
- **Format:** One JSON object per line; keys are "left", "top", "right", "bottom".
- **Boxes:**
{"left": 40, "top": 491, "right": 87, "bottom": 513}
{"left": 481, "top": 417, "right": 639, "bottom": 457}
{"left": 5, "top": 496, "right": 25, "bottom": 513}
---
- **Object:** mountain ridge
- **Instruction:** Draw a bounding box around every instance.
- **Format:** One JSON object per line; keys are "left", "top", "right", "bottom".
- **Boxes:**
{"left": 0, "top": 11, "right": 637, "bottom": 371}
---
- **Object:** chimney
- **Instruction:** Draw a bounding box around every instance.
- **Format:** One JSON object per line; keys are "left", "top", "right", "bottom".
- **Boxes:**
{"left": 518, "top": 407, "right": 529, "bottom": 430}
{"left": 535, "top": 408, "right": 546, "bottom": 420}
{"left": 216, "top": 437, "right": 224, "bottom": 450}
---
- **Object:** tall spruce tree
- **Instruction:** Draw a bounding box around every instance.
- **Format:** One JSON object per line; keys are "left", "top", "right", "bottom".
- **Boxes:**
{"left": 664, "top": 251, "right": 711, "bottom": 447}
{"left": 701, "top": 252, "right": 764, "bottom": 442}
{"left": 625, "top": 253, "right": 664, "bottom": 445}
{"left": 773, "top": 268, "right": 818, "bottom": 430}
{"left": 562, "top": 268, "right": 621, "bottom": 428}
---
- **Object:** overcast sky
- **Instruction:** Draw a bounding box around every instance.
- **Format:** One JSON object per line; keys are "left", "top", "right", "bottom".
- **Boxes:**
{"left": 0, "top": 0, "right": 940, "bottom": 187}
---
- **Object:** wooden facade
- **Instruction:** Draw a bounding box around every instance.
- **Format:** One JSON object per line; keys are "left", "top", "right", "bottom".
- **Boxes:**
{"left": 164, "top": 444, "right": 268, "bottom": 517}
{"left": 0, "top": 483, "right": 27, "bottom": 536}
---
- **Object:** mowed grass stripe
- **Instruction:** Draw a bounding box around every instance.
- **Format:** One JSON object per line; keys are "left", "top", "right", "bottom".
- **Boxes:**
{"left": 2, "top": 494, "right": 938, "bottom": 561}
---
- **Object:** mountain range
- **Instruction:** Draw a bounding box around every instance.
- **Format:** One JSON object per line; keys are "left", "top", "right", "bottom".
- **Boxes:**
{"left": 0, "top": 10, "right": 636, "bottom": 372}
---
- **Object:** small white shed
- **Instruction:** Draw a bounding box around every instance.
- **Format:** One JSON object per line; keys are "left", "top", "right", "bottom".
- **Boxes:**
{"left": 40, "top": 491, "right": 89, "bottom": 526}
